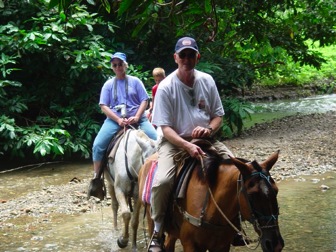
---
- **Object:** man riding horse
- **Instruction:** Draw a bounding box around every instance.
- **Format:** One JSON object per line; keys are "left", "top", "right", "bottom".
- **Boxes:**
{"left": 148, "top": 37, "right": 238, "bottom": 252}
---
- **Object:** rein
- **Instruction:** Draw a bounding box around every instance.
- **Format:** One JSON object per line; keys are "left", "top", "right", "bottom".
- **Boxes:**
{"left": 121, "top": 126, "right": 146, "bottom": 185}
{"left": 119, "top": 126, "right": 147, "bottom": 212}
{"left": 123, "top": 128, "right": 137, "bottom": 184}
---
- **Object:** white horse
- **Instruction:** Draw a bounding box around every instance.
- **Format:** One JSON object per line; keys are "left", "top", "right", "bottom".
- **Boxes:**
{"left": 104, "top": 128, "right": 157, "bottom": 251}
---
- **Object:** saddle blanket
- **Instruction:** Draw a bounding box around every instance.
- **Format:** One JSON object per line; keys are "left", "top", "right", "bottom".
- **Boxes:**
{"left": 142, "top": 160, "right": 158, "bottom": 204}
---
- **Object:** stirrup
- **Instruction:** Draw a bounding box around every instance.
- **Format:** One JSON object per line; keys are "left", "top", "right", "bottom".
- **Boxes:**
{"left": 148, "top": 231, "right": 165, "bottom": 252}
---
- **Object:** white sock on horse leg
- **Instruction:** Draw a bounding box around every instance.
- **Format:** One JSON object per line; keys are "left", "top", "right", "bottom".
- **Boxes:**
{"left": 154, "top": 221, "right": 162, "bottom": 233}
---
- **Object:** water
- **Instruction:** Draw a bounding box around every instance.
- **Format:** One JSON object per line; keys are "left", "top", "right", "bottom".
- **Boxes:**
{"left": 1, "top": 94, "right": 336, "bottom": 251}
{"left": 245, "top": 94, "right": 336, "bottom": 128}
{"left": 0, "top": 162, "right": 335, "bottom": 252}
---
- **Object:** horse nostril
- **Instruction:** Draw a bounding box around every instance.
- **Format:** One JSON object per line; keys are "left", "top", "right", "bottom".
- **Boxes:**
{"left": 263, "top": 240, "right": 273, "bottom": 252}
{"left": 267, "top": 238, "right": 284, "bottom": 252}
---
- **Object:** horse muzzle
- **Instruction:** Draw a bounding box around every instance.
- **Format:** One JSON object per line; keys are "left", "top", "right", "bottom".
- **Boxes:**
{"left": 260, "top": 231, "right": 284, "bottom": 252}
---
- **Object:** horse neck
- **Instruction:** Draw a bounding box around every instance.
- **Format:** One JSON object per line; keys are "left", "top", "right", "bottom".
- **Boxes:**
{"left": 205, "top": 165, "right": 242, "bottom": 221}
{"left": 116, "top": 131, "right": 144, "bottom": 170}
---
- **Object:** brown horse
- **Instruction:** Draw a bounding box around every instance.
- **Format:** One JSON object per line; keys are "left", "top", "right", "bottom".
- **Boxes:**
{"left": 138, "top": 143, "right": 284, "bottom": 252}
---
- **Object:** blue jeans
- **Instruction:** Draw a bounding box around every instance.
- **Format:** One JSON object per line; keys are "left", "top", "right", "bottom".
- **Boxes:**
{"left": 92, "top": 115, "right": 157, "bottom": 162}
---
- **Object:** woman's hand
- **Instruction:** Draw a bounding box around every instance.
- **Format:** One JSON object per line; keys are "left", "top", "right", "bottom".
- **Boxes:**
{"left": 125, "top": 116, "right": 139, "bottom": 125}
{"left": 118, "top": 118, "right": 128, "bottom": 127}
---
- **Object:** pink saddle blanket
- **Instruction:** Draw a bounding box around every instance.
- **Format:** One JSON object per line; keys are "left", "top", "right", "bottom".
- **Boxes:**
{"left": 142, "top": 160, "right": 158, "bottom": 204}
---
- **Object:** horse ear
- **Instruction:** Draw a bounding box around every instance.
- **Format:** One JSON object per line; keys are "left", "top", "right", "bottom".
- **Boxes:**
{"left": 230, "top": 156, "right": 253, "bottom": 177}
{"left": 261, "top": 150, "right": 280, "bottom": 172}
{"left": 134, "top": 131, "right": 157, "bottom": 158}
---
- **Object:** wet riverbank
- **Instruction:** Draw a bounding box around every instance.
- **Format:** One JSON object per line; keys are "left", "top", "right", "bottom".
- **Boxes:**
{"left": 227, "top": 111, "right": 336, "bottom": 181}
{"left": 0, "top": 110, "right": 335, "bottom": 251}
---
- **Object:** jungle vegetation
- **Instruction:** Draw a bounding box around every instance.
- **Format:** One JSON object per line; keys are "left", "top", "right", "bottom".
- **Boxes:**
{"left": 1, "top": 0, "right": 335, "bottom": 165}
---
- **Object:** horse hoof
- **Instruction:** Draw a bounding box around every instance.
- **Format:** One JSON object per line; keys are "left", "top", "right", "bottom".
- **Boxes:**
{"left": 117, "top": 237, "right": 128, "bottom": 248}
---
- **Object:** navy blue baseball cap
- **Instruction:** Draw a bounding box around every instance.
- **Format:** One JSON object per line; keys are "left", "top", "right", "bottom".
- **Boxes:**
{"left": 175, "top": 37, "right": 199, "bottom": 53}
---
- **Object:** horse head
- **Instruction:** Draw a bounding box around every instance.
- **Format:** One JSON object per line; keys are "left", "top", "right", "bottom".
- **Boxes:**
{"left": 230, "top": 150, "right": 285, "bottom": 252}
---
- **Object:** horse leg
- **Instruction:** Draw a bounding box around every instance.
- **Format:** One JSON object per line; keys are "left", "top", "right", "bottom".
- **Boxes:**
{"left": 165, "top": 234, "right": 177, "bottom": 252}
{"left": 115, "top": 187, "right": 131, "bottom": 249}
{"left": 106, "top": 178, "right": 119, "bottom": 230}
{"left": 130, "top": 196, "right": 141, "bottom": 252}
{"left": 181, "top": 244, "right": 208, "bottom": 252}
{"left": 146, "top": 205, "right": 154, "bottom": 235}
{"left": 209, "top": 246, "right": 230, "bottom": 252}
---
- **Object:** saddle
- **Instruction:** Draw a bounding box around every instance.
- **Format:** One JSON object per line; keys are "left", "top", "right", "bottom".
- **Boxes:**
{"left": 142, "top": 139, "right": 215, "bottom": 203}
{"left": 107, "top": 129, "right": 126, "bottom": 161}
{"left": 87, "top": 127, "right": 136, "bottom": 200}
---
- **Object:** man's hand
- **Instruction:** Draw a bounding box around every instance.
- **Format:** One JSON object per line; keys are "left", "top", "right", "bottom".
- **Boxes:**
{"left": 185, "top": 141, "right": 206, "bottom": 159}
{"left": 191, "top": 126, "right": 212, "bottom": 139}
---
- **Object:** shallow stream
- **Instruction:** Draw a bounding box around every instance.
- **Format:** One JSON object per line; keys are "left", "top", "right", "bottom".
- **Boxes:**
{"left": 0, "top": 162, "right": 335, "bottom": 252}
{"left": 1, "top": 94, "right": 336, "bottom": 251}
{"left": 245, "top": 94, "right": 336, "bottom": 128}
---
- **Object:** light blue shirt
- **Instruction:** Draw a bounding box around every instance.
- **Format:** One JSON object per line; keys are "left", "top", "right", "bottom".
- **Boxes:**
{"left": 99, "top": 75, "right": 149, "bottom": 118}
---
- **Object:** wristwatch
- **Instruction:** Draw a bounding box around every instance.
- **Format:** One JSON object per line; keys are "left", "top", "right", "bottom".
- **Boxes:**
{"left": 207, "top": 126, "right": 213, "bottom": 136}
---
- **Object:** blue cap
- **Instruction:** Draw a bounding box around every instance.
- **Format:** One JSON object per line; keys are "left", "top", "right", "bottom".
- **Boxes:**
{"left": 175, "top": 37, "right": 199, "bottom": 53}
{"left": 110, "top": 52, "right": 127, "bottom": 62}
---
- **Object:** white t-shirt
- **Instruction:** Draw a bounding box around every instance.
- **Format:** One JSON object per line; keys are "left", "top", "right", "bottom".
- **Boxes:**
{"left": 152, "top": 70, "right": 224, "bottom": 137}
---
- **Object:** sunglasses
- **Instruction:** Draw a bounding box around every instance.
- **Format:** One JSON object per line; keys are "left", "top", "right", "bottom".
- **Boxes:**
{"left": 188, "top": 89, "right": 196, "bottom": 106}
{"left": 112, "top": 63, "right": 123, "bottom": 68}
{"left": 178, "top": 51, "right": 197, "bottom": 59}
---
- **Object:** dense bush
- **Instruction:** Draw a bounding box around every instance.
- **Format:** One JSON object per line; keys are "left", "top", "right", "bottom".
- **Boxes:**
{"left": 0, "top": 1, "right": 151, "bottom": 164}
{"left": 1, "top": 0, "right": 336, "bottom": 165}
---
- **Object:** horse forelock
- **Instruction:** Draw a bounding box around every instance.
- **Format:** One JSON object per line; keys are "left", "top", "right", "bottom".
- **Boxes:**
{"left": 251, "top": 160, "right": 262, "bottom": 172}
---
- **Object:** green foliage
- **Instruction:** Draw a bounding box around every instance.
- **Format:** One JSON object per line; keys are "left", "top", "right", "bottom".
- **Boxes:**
{"left": 1, "top": 0, "right": 336, "bottom": 165}
{"left": 69, "top": 0, "right": 335, "bottom": 96}
{"left": 0, "top": 1, "right": 113, "bottom": 162}
{"left": 260, "top": 45, "right": 336, "bottom": 88}
{"left": 220, "top": 98, "right": 254, "bottom": 138}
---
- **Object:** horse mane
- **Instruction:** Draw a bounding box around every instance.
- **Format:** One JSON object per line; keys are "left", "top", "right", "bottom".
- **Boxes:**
{"left": 195, "top": 146, "right": 224, "bottom": 185}
{"left": 196, "top": 149, "right": 252, "bottom": 186}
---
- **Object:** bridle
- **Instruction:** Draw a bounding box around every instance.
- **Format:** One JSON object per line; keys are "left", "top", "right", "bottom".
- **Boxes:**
{"left": 238, "top": 169, "right": 280, "bottom": 232}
